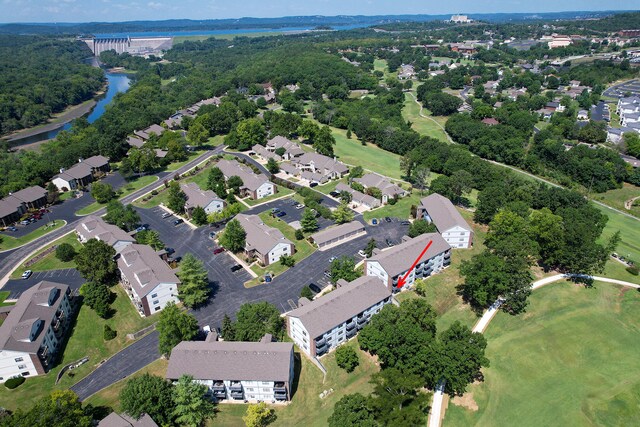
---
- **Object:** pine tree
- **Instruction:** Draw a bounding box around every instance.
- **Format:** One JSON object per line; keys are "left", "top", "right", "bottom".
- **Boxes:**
{"left": 221, "top": 313, "right": 236, "bottom": 341}
{"left": 172, "top": 375, "right": 216, "bottom": 426}
{"left": 219, "top": 219, "right": 246, "bottom": 253}
{"left": 177, "top": 253, "right": 210, "bottom": 308}
{"left": 300, "top": 208, "right": 318, "bottom": 233}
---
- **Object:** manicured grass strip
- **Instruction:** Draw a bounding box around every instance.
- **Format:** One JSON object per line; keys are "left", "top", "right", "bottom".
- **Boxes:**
{"left": 243, "top": 186, "right": 294, "bottom": 207}
{"left": 76, "top": 175, "right": 158, "bottom": 215}
{"left": 592, "top": 183, "right": 640, "bottom": 219}
{"left": 0, "top": 221, "right": 66, "bottom": 252}
{"left": 595, "top": 203, "right": 640, "bottom": 263}
{"left": 10, "top": 233, "right": 82, "bottom": 279}
{"left": 445, "top": 281, "right": 640, "bottom": 427}
{"left": 402, "top": 92, "right": 450, "bottom": 143}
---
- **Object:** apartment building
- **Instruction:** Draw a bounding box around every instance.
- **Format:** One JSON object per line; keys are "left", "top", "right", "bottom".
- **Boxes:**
{"left": 287, "top": 276, "right": 392, "bottom": 357}
{"left": 166, "top": 333, "right": 294, "bottom": 402}
{"left": 51, "top": 156, "right": 110, "bottom": 191}
{"left": 98, "top": 413, "right": 158, "bottom": 427}
{"left": 416, "top": 193, "right": 473, "bottom": 248}
{"left": 0, "top": 281, "right": 72, "bottom": 382}
{"left": 216, "top": 159, "right": 276, "bottom": 200}
{"left": 117, "top": 244, "right": 180, "bottom": 317}
{"left": 292, "top": 153, "right": 349, "bottom": 180}
{"left": 76, "top": 215, "right": 136, "bottom": 252}
{"left": 235, "top": 214, "right": 294, "bottom": 266}
{"left": 265, "top": 136, "right": 304, "bottom": 160}
{"left": 353, "top": 173, "right": 408, "bottom": 204}
{"left": 309, "top": 220, "right": 366, "bottom": 250}
{"left": 365, "top": 233, "right": 451, "bottom": 292}
{"left": 335, "top": 183, "right": 381, "bottom": 210}
{"left": 0, "top": 185, "right": 48, "bottom": 226}
{"left": 180, "top": 182, "right": 225, "bottom": 216}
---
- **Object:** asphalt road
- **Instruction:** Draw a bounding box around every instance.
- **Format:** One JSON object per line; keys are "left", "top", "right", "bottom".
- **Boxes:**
{"left": 602, "top": 79, "right": 640, "bottom": 98}
{"left": 3, "top": 268, "right": 85, "bottom": 299}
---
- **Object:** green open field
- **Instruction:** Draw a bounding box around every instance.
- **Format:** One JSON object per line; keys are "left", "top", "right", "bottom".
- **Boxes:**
{"left": 76, "top": 175, "right": 158, "bottom": 215}
{"left": 596, "top": 203, "right": 640, "bottom": 263}
{"left": 10, "top": 232, "right": 80, "bottom": 279}
{"left": 445, "top": 280, "right": 640, "bottom": 427}
{"left": 0, "top": 286, "right": 157, "bottom": 410}
{"left": 0, "top": 220, "right": 66, "bottom": 251}
{"left": 593, "top": 183, "right": 640, "bottom": 218}
{"left": 403, "top": 92, "right": 451, "bottom": 143}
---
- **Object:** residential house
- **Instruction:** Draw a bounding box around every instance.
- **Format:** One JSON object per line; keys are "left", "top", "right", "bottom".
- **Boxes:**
{"left": 216, "top": 159, "right": 276, "bottom": 200}
{"left": 398, "top": 64, "right": 415, "bottom": 80}
{"left": 180, "top": 182, "right": 225, "bottom": 216}
{"left": 335, "top": 183, "right": 381, "bottom": 210}
{"left": 577, "top": 110, "right": 589, "bottom": 121}
{"left": 265, "top": 136, "right": 304, "bottom": 160}
{"left": 292, "top": 153, "right": 348, "bottom": 180}
{"left": 287, "top": 276, "right": 392, "bottom": 357}
{"left": 252, "top": 144, "right": 281, "bottom": 162}
{"left": 309, "top": 221, "right": 366, "bottom": 250}
{"left": 117, "top": 244, "right": 180, "bottom": 317}
{"left": 416, "top": 193, "right": 474, "bottom": 248}
{"left": 0, "top": 185, "right": 48, "bottom": 226}
{"left": 51, "top": 156, "right": 110, "bottom": 191}
{"left": 365, "top": 233, "right": 451, "bottom": 292}
{"left": 353, "top": 173, "right": 408, "bottom": 204}
{"left": 481, "top": 117, "right": 499, "bottom": 126}
{"left": 166, "top": 333, "right": 294, "bottom": 402}
{"left": 10, "top": 186, "right": 48, "bottom": 210}
{"left": 127, "top": 136, "right": 145, "bottom": 148}
{"left": 621, "top": 112, "right": 640, "bottom": 127}
{"left": 300, "top": 170, "right": 329, "bottom": 185}
{"left": 134, "top": 124, "right": 165, "bottom": 141}
{"left": 0, "top": 281, "right": 72, "bottom": 381}
{"left": 76, "top": 216, "right": 135, "bottom": 252}
{"left": 236, "top": 214, "right": 294, "bottom": 266}
{"left": 278, "top": 163, "right": 300, "bottom": 177}
{"left": 98, "top": 413, "right": 158, "bottom": 427}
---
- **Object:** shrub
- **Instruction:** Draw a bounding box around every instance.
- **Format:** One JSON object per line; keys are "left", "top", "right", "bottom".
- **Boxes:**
{"left": 55, "top": 243, "right": 76, "bottom": 262}
{"left": 4, "top": 376, "right": 25, "bottom": 389}
{"left": 103, "top": 325, "right": 117, "bottom": 340}
{"left": 300, "top": 286, "right": 314, "bottom": 300}
{"left": 626, "top": 265, "right": 639, "bottom": 276}
{"left": 335, "top": 346, "right": 359, "bottom": 373}
{"left": 151, "top": 190, "right": 158, "bottom": 196}
{"left": 388, "top": 198, "right": 397, "bottom": 205}
{"left": 280, "top": 255, "right": 295, "bottom": 267}
{"left": 295, "top": 229, "right": 304, "bottom": 240}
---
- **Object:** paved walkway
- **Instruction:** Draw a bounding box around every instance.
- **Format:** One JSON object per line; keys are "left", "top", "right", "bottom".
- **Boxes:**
{"left": 429, "top": 274, "right": 640, "bottom": 427}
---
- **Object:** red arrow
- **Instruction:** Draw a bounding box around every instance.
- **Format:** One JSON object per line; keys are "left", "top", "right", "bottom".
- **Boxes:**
{"left": 396, "top": 239, "right": 433, "bottom": 289}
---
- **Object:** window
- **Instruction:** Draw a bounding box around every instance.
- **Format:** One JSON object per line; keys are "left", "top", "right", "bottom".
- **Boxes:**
{"left": 18, "top": 365, "right": 26, "bottom": 369}
{"left": 153, "top": 300, "right": 159, "bottom": 305}
{"left": 155, "top": 306, "right": 161, "bottom": 311}
{"left": 302, "top": 331, "right": 307, "bottom": 336}
{"left": 247, "top": 388, "right": 254, "bottom": 392}
{"left": 262, "top": 382, "right": 270, "bottom": 385}
{"left": 14, "top": 357, "right": 23, "bottom": 362}
{"left": 459, "top": 238, "right": 464, "bottom": 241}
{"left": 21, "top": 372, "right": 30, "bottom": 377}
{"left": 151, "top": 293, "right": 158, "bottom": 298}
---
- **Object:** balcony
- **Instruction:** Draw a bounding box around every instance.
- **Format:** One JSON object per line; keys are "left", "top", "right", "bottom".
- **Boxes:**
{"left": 275, "top": 393, "right": 288, "bottom": 401}
{"left": 212, "top": 390, "right": 227, "bottom": 399}
{"left": 229, "top": 381, "right": 243, "bottom": 391}
{"left": 55, "top": 309, "right": 64, "bottom": 319}
{"left": 212, "top": 381, "right": 225, "bottom": 390}
{"left": 346, "top": 328, "right": 357, "bottom": 338}
{"left": 274, "top": 382, "right": 286, "bottom": 392}
{"left": 357, "top": 316, "right": 368, "bottom": 325}
{"left": 230, "top": 391, "right": 244, "bottom": 400}
{"left": 38, "top": 346, "right": 49, "bottom": 360}
{"left": 315, "top": 337, "right": 326, "bottom": 346}
{"left": 346, "top": 321, "right": 356, "bottom": 330}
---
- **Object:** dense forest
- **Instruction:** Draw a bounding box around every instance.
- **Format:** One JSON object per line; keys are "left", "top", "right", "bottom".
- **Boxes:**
{"left": 0, "top": 36, "right": 104, "bottom": 135}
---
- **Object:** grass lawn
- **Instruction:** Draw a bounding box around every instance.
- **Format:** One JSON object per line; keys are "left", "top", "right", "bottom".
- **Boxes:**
{"left": 602, "top": 258, "right": 640, "bottom": 285}
{"left": 10, "top": 232, "right": 81, "bottom": 279}
{"left": 166, "top": 150, "right": 206, "bottom": 172}
{"left": 243, "top": 186, "right": 294, "bottom": 207}
{"left": 445, "top": 280, "right": 640, "bottom": 427}
{"left": 315, "top": 178, "right": 347, "bottom": 196}
{"left": 595, "top": 203, "right": 640, "bottom": 263}
{"left": 0, "top": 291, "right": 12, "bottom": 306}
{"left": 0, "top": 220, "right": 66, "bottom": 251}
{"left": 403, "top": 92, "right": 450, "bottom": 143}
{"left": 593, "top": 183, "right": 640, "bottom": 218}
{"left": 0, "top": 286, "right": 157, "bottom": 410}
{"left": 58, "top": 191, "right": 74, "bottom": 202}
{"left": 76, "top": 175, "right": 158, "bottom": 215}
{"left": 213, "top": 339, "right": 379, "bottom": 427}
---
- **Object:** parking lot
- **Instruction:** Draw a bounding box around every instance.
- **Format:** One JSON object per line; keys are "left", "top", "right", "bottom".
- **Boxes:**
{"left": 603, "top": 79, "right": 640, "bottom": 98}
{"left": 245, "top": 197, "right": 335, "bottom": 231}
{"left": 3, "top": 268, "right": 85, "bottom": 299}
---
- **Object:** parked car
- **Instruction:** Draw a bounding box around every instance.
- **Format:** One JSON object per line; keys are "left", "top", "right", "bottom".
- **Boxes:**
{"left": 386, "top": 238, "right": 394, "bottom": 247}
{"left": 271, "top": 208, "right": 280, "bottom": 214}
{"left": 213, "top": 247, "right": 225, "bottom": 255}
{"left": 329, "top": 191, "right": 340, "bottom": 197}
{"left": 358, "top": 250, "right": 367, "bottom": 257}
{"left": 173, "top": 219, "right": 184, "bottom": 226}
{"left": 7, "top": 226, "right": 17, "bottom": 232}
{"left": 209, "top": 231, "right": 217, "bottom": 239}
{"left": 168, "top": 256, "right": 182, "bottom": 263}
{"left": 371, "top": 218, "right": 378, "bottom": 225}
{"left": 385, "top": 217, "right": 392, "bottom": 223}
{"left": 323, "top": 270, "right": 332, "bottom": 278}
{"left": 329, "top": 256, "right": 337, "bottom": 263}
{"left": 20, "top": 220, "right": 29, "bottom": 225}
{"left": 310, "top": 182, "right": 318, "bottom": 187}
{"left": 230, "top": 264, "right": 243, "bottom": 272}
{"left": 401, "top": 221, "right": 411, "bottom": 226}
{"left": 295, "top": 204, "right": 304, "bottom": 210}
{"left": 135, "top": 224, "right": 149, "bottom": 232}
{"left": 276, "top": 211, "right": 287, "bottom": 218}
{"left": 290, "top": 199, "right": 299, "bottom": 206}
{"left": 161, "top": 212, "right": 172, "bottom": 219}
{"left": 164, "top": 247, "right": 175, "bottom": 255}
{"left": 21, "top": 270, "right": 32, "bottom": 280}
{"left": 309, "top": 283, "right": 322, "bottom": 294}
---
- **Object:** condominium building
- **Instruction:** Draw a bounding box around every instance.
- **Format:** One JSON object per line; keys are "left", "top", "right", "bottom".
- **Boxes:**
{"left": 180, "top": 182, "right": 225, "bottom": 216}
{"left": 98, "top": 412, "right": 158, "bottom": 427}
{"left": 235, "top": 214, "right": 295, "bottom": 266}
{"left": 365, "top": 233, "right": 451, "bottom": 292}
{"left": 287, "top": 276, "right": 392, "bottom": 357}
{"left": 51, "top": 156, "right": 110, "bottom": 191}
{"left": 0, "top": 281, "right": 72, "bottom": 381}
{"left": 76, "top": 215, "right": 136, "bottom": 252}
{"left": 416, "top": 193, "right": 473, "bottom": 248}
{"left": 216, "top": 159, "right": 276, "bottom": 200}
{"left": 117, "top": 244, "right": 180, "bottom": 317}
{"left": 166, "top": 333, "right": 294, "bottom": 402}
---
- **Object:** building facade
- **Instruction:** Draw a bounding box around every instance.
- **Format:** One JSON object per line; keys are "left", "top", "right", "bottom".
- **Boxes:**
{"left": 236, "top": 214, "right": 295, "bottom": 266}
{"left": 416, "top": 193, "right": 473, "bottom": 249}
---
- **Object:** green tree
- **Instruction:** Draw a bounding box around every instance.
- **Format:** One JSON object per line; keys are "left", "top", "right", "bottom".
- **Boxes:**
{"left": 280, "top": 255, "right": 295, "bottom": 267}
{"left": 423, "top": 91, "right": 463, "bottom": 116}
{"left": 177, "top": 253, "right": 210, "bottom": 308}
{"left": 120, "top": 374, "right": 175, "bottom": 426}
{"left": 46, "top": 181, "right": 59, "bottom": 204}
{"left": 1, "top": 390, "right": 93, "bottom": 427}
{"left": 187, "top": 121, "right": 210, "bottom": 146}
{"left": 191, "top": 206, "right": 208, "bottom": 226}
{"left": 55, "top": 242, "right": 76, "bottom": 262}
{"left": 300, "top": 285, "right": 314, "bottom": 300}
{"left": 298, "top": 120, "right": 320, "bottom": 140}
{"left": 369, "top": 368, "right": 430, "bottom": 426}
{"left": 339, "top": 190, "right": 352, "bottom": 204}
{"left": 328, "top": 393, "right": 376, "bottom": 427}
{"left": 364, "top": 238, "right": 376, "bottom": 257}
{"left": 90, "top": 182, "right": 115, "bottom": 204}
{"left": 206, "top": 167, "right": 226, "bottom": 195}
{"left": 135, "top": 229, "right": 164, "bottom": 250}
{"left": 219, "top": 218, "right": 246, "bottom": 253}
{"left": 80, "top": 282, "right": 114, "bottom": 318}
{"left": 266, "top": 157, "right": 279, "bottom": 174}
{"left": 157, "top": 302, "right": 199, "bottom": 356}
{"left": 233, "top": 302, "right": 284, "bottom": 342}
{"left": 335, "top": 346, "right": 360, "bottom": 373}
{"left": 408, "top": 219, "right": 437, "bottom": 238}
{"left": 75, "top": 239, "right": 118, "bottom": 285}
{"left": 128, "top": 146, "right": 160, "bottom": 173}
{"left": 412, "top": 165, "right": 431, "bottom": 195}
{"left": 301, "top": 208, "right": 319, "bottom": 233}
{"left": 243, "top": 402, "right": 276, "bottom": 427}
{"left": 227, "top": 175, "right": 244, "bottom": 195}
{"left": 330, "top": 256, "right": 361, "bottom": 282}
{"left": 104, "top": 200, "right": 140, "bottom": 231}
{"left": 332, "top": 202, "right": 354, "bottom": 224}
{"left": 103, "top": 324, "right": 117, "bottom": 340}
{"left": 235, "top": 118, "right": 267, "bottom": 150}
{"left": 348, "top": 165, "right": 364, "bottom": 179}
{"left": 221, "top": 313, "right": 236, "bottom": 341}
{"left": 313, "top": 126, "right": 336, "bottom": 157}
{"left": 295, "top": 229, "right": 304, "bottom": 240}
{"left": 172, "top": 375, "right": 216, "bottom": 427}
{"left": 167, "top": 181, "right": 187, "bottom": 213}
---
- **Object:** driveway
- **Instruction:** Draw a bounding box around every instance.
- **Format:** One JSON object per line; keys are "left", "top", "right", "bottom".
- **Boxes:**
{"left": 603, "top": 79, "right": 640, "bottom": 98}
{"left": 244, "top": 197, "right": 336, "bottom": 230}
{"left": 3, "top": 268, "right": 85, "bottom": 299}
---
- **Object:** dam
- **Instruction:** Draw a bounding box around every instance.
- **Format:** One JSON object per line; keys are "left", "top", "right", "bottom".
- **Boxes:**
{"left": 80, "top": 36, "right": 173, "bottom": 56}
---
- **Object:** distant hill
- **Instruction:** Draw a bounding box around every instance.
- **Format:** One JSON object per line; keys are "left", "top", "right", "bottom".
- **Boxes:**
{"left": 0, "top": 11, "right": 634, "bottom": 35}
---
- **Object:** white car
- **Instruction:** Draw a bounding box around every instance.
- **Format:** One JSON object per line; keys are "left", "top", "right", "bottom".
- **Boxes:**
{"left": 329, "top": 256, "right": 337, "bottom": 263}
{"left": 295, "top": 204, "right": 304, "bottom": 210}
{"left": 21, "top": 270, "right": 32, "bottom": 280}
{"left": 358, "top": 250, "right": 367, "bottom": 258}
{"left": 161, "top": 212, "right": 172, "bottom": 219}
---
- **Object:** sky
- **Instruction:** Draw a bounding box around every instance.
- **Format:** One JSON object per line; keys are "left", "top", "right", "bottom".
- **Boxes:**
{"left": 0, "top": 0, "right": 633, "bottom": 23}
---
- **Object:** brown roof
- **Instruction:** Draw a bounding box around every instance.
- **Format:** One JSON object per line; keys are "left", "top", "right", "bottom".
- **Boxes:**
{"left": 287, "top": 276, "right": 391, "bottom": 338}
{"left": 0, "top": 195, "right": 25, "bottom": 219}
{"left": 0, "top": 281, "right": 70, "bottom": 354}
{"left": 98, "top": 413, "right": 158, "bottom": 427}
{"left": 76, "top": 216, "right": 136, "bottom": 247}
{"left": 310, "top": 221, "right": 365, "bottom": 246}
{"left": 83, "top": 155, "right": 109, "bottom": 169}
{"left": 368, "top": 233, "right": 450, "bottom": 278}
{"left": 127, "top": 136, "right": 145, "bottom": 148}
{"left": 11, "top": 185, "right": 47, "bottom": 204}
{"left": 117, "top": 244, "right": 180, "bottom": 298}
{"left": 166, "top": 339, "right": 293, "bottom": 382}
{"left": 216, "top": 159, "right": 272, "bottom": 192}
{"left": 180, "top": 182, "right": 224, "bottom": 210}
{"left": 236, "top": 214, "right": 293, "bottom": 255}
{"left": 419, "top": 193, "right": 471, "bottom": 233}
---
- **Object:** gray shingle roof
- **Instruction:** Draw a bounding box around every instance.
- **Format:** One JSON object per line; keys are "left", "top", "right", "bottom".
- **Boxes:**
{"left": 180, "top": 182, "right": 223, "bottom": 210}
{"left": 11, "top": 185, "right": 47, "bottom": 204}
{"left": 98, "top": 413, "right": 158, "bottom": 427}
{"left": 83, "top": 155, "right": 109, "bottom": 169}
{"left": 310, "top": 220, "right": 365, "bottom": 246}
{"left": 335, "top": 183, "right": 380, "bottom": 207}
{"left": 216, "top": 159, "right": 272, "bottom": 192}
{"left": 367, "top": 233, "right": 450, "bottom": 278}
{"left": 354, "top": 173, "right": 405, "bottom": 198}
{"left": 166, "top": 340, "right": 293, "bottom": 382}
{"left": 0, "top": 195, "right": 25, "bottom": 218}
{"left": 0, "top": 281, "right": 69, "bottom": 354}
{"left": 293, "top": 153, "right": 348, "bottom": 175}
{"left": 76, "top": 216, "right": 136, "bottom": 247}
{"left": 236, "top": 214, "right": 293, "bottom": 256}
{"left": 117, "top": 244, "right": 180, "bottom": 298}
{"left": 127, "top": 136, "right": 145, "bottom": 148}
{"left": 419, "top": 193, "right": 471, "bottom": 233}
{"left": 287, "top": 276, "right": 391, "bottom": 339}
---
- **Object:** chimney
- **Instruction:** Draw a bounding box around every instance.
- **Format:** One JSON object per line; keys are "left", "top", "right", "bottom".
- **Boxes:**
{"left": 78, "top": 158, "right": 83, "bottom": 163}
{"left": 59, "top": 168, "right": 65, "bottom": 174}
{"left": 401, "top": 235, "right": 412, "bottom": 243}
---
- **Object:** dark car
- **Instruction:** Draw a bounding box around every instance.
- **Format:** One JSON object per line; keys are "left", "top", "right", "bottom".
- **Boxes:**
{"left": 385, "top": 217, "right": 392, "bottom": 223}
{"left": 165, "top": 247, "right": 175, "bottom": 255}
{"left": 213, "top": 247, "right": 225, "bottom": 255}
{"left": 310, "top": 182, "right": 318, "bottom": 187}
{"left": 173, "top": 218, "right": 184, "bottom": 226}
{"left": 329, "top": 191, "right": 340, "bottom": 197}
{"left": 271, "top": 208, "right": 280, "bottom": 214}
{"left": 276, "top": 211, "right": 287, "bottom": 218}
{"left": 371, "top": 218, "right": 378, "bottom": 225}
{"left": 309, "top": 283, "right": 322, "bottom": 294}
{"left": 401, "top": 221, "right": 411, "bottom": 225}
{"left": 168, "top": 256, "right": 182, "bottom": 263}
{"left": 230, "top": 264, "right": 243, "bottom": 272}
{"left": 7, "top": 226, "right": 17, "bottom": 232}
{"left": 386, "top": 238, "right": 394, "bottom": 247}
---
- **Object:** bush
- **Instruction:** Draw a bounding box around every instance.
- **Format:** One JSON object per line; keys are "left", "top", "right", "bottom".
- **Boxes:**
{"left": 626, "top": 265, "right": 639, "bottom": 276}
{"left": 300, "top": 285, "right": 314, "bottom": 300}
{"left": 335, "top": 346, "right": 359, "bottom": 373}
{"left": 103, "top": 325, "right": 117, "bottom": 340}
{"left": 295, "top": 229, "right": 304, "bottom": 240}
{"left": 388, "top": 198, "right": 397, "bottom": 205}
{"left": 280, "top": 255, "right": 295, "bottom": 267}
{"left": 4, "top": 376, "right": 25, "bottom": 389}
{"left": 55, "top": 243, "right": 76, "bottom": 262}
